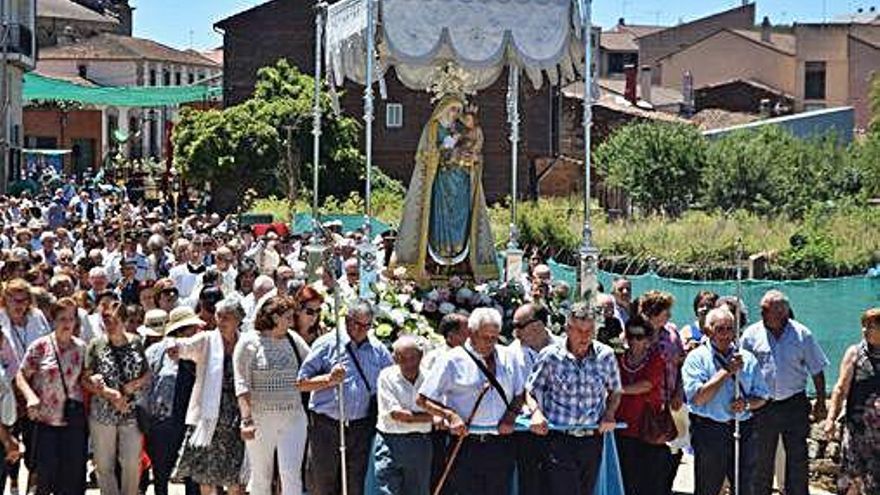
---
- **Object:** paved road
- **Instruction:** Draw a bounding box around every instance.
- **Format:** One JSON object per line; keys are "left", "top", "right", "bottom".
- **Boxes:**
{"left": 4, "top": 453, "right": 832, "bottom": 494}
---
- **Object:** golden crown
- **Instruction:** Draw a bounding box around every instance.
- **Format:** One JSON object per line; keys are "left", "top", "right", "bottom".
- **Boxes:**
{"left": 428, "top": 62, "right": 474, "bottom": 103}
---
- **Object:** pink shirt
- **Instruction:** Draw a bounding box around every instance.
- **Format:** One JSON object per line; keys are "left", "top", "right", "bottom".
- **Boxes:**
{"left": 21, "top": 335, "right": 86, "bottom": 426}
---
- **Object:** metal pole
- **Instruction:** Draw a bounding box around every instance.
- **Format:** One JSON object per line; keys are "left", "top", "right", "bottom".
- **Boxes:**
{"left": 333, "top": 276, "right": 349, "bottom": 495}
{"left": 312, "top": 2, "right": 325, "bottom": 239}
{"left": 284, "top": 124, "right": 296, "bottom": 205}
{"left": 578, "top": 0, "right": 599, "bottom": 303}
{"left": 734, "top": 237, "right": 744, "bottom": 495}
{"left": 507, "top": 67, "right": 520, "bottom": 251}
{"left": 0, "top": 0, "right": 9, "bottom": 194}
{"left": 363, "top": 0, "right": 375, "bottom": 239}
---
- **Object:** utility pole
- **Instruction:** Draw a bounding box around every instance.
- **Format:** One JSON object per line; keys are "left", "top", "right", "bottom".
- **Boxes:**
{"left": 0, "top": 0, "right": 10, "bottom": 194}
{"left": 284, "top": 124, "right": 297, "bottom": 205}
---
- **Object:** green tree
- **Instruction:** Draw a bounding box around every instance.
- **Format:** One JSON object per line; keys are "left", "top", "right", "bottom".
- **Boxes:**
{"left": 173, "top": 59, "right": 364, "bottom": 212}
{"left": 871, "top": 73, "right": 880, "bottom": 133}
{"left": 594, "top": 122, "right": 707, "bottom": 216}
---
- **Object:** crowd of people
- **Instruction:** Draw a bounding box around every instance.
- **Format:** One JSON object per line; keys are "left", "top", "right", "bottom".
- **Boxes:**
{"left": 0, "top": 182, "right": 875, "bottom": 495}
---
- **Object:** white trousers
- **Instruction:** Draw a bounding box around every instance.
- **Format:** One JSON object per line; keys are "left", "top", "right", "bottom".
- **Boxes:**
{"left": 246, "top": 411, "right": 308, "bottom": 495}
{"left": 90, "top": 420, "right": 143, "bottom": 495}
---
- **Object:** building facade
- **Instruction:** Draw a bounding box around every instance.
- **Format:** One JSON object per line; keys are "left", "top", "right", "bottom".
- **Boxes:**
{"left": 2, "top": 0, "right": 37, "bottom": 189}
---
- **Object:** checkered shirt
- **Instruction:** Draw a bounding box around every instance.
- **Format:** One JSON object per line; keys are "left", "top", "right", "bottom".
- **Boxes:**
{"left": 526, "top": 339, "right": 622, "bottom": 427}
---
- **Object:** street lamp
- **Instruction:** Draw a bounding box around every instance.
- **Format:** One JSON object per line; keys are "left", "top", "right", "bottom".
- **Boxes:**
{"left": 578, "top": 0, "right": 600, "bottom": 304}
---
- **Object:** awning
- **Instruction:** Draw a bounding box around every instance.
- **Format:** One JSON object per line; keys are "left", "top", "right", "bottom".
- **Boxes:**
{"left": 23, "top": 73, "right": 222, "bottom": 107}
{"left": 325, "top": 0, "right": 587, "bottom": 91}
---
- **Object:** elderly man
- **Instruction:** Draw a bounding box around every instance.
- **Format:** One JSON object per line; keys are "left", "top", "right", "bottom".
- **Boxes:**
{"left": 741, "top": 290, "right": 828, "bottom": 495}
{"left": 298, "top": 300, "right": 393, "bottom": 495}
{"left": 418, "top": 307, "right": 524, "bottom": 495}
{"left": 526, "top": 302, "right": 621, "bottom": 495}
{"left": 595, "top": 293, "right": 624, "bottom": 347}
{"left": 611, "top": 277, "right": 633, "bottom": 326}
{"left": 509, "top": 303, "right": 556, "bottom": 495}
{"left": 374, "top": 336, "right": 434, "bottom": 495}
{"left": 422, "top": 313, "right": 469, "bottom": 373}
{"left": 683, "top": 307, "right": 770, "bottom": 495}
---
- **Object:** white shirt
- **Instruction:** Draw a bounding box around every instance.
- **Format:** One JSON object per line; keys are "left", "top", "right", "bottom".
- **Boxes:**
{"left": 0, "top": 309, "right": 51, "bottom": 374}
{"left": 419, "top": 342, "right": 524, "bottom": 431}
{"left": 169, "top": 264, "right": 201, "bottom": 299}
{"left": 377, "top": 365, "right": 432, "bottom": 434}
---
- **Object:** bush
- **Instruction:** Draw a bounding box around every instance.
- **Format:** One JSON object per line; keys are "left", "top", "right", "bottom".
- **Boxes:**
{"left": 595, "top": 122, "right": 707, "bottom": 216}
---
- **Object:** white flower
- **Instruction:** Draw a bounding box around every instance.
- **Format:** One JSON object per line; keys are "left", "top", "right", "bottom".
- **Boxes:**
{"left": 376, "top": 301, "right": 394, "bottom": 318}
{"left": 393, "top": 267, "right": 408, "bottom": 278}
{"left": 373, "top": 281, "right": 388, "bottom": 294}
{"left": 389, "top": 309, "right": 407, "bottom": 327}
{"left": 439, "top": 302, "right": 456, "bottom": 315}
{"left": 410, "top": 299, "right": 424, "bottom": 313}
{"left": 399, "top": 294, "right": 411, "bottom": 305}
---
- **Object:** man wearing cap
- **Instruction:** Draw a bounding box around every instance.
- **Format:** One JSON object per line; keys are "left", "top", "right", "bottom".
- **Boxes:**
{"left": 525, "top": 302, "right": 622, "bottom": 495}
{"left": 144, "top": 306, "right": 204, "bottom": 495}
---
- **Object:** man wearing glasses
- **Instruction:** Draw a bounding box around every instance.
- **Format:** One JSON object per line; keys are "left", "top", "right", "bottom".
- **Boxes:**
{"left": 682, "top": 307, "right": 769, "bottom": 495}
{"left": 509, "top": 303, "right": 558, "bottom": 495}
{"left": 298, "top": 300, "right": 393, "bottom": 495}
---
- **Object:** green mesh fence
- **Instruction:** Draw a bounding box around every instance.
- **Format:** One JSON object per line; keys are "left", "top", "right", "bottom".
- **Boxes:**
{"left": 23, "top": 73, "right": 221, "bottom": 107}
{"left": 547, "top": 259, "right": 880, "bottom": 388}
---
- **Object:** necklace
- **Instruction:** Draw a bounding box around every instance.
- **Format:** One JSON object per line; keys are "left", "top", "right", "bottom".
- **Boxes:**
{"left": 621, "top": 351, "right": 649, "bottom": 373}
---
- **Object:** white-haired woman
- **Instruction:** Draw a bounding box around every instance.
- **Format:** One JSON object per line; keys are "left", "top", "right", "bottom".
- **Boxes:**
{"left": 171, "top": 298, "right": 247, "bottom": 494}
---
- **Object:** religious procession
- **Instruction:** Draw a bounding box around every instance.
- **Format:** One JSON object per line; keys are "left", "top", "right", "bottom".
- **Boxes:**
{"left": 2, "top": 0, "right": 879, "bottom": 494}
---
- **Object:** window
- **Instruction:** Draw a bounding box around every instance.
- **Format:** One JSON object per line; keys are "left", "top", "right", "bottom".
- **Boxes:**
{"left": 804, "top": 61, "right": 826, "bottom": 100}
{"left": 188, "top": 73, "right": 195, "bottom": 84}
{"left": 77, "top": 64, "right": 88, "bottom": 79}
{"left": 149, "top": 69, "right": 157, "bottom": 86}
{"left": 175, "top": 72, "right": 182, "bottom": 86}
{"left": 163, "top": 70, "right": 171, "bottom": 86}
{"left": 386, "top": 103, "right": 403, "bottom": 128}
{"left": 607, "top": 52, "right": 638, "bottom": 75}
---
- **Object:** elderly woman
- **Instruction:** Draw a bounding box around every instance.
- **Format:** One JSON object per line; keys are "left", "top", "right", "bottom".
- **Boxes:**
{"left": 171, "top": 298, "right": 246, "bottom": 495}
{"left": 825, "top": 308, "right": 880, "bottom": 495}
{"left": 82, "top": 301, "right": 151, "bottom": 495}
{"left": 682, "top": 307, "right": 769, "bottom": 495}
{"left": 615, "top": 316, "right": 666, "bottom": 495}
{"left": 16, "top": 297, "right": 88, "bottom": 495}
{"left": 234, "top": 296, "right": 311, "bottom": 495}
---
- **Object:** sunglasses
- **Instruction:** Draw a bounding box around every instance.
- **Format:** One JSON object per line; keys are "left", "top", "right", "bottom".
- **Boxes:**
{"left": 302, "top": 307, "right": 321, "bottom": 317}
{"left": 627, "top": 333, "right": 649, "bottom": 341}
{"left": 9, "top": 296, "right": 30, "bottom": 304}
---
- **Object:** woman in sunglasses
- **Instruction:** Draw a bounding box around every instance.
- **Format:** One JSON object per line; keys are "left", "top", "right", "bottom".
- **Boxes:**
{"left": 615, "top": 315, "right": 666, "bottom": 495}
{"left": 292, "top": 286, "right": 324, "bottom": 345}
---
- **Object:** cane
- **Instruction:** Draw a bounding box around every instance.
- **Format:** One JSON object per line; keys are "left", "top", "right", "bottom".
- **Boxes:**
{"left": 333, "top": 260, "right": 349, "bottom": 495}
{"left": 432, "top": 383, "right": 493, "bottom": 495}
{"left": 733, "top": 237, "right": 744, "bottom": 495}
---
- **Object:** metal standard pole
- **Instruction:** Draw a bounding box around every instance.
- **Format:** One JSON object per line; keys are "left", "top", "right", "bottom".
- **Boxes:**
{"left": 0, "top": 0, "right": 9, "bottom": 194}
{"left": 306, "top": 1, "right": 328, "bottom": 284}
{"left": 334, "top": 279, "right": 349, "bottom": 495}
{"left": 733, "top": 237, "right": 744, "bottom": 495}
{"left": 357, "top": 0, "right": 378, "bottom": 299}
{"left": 504, "top": 66, "right": 524, "bottom": 282}
{"left": 578, "top": 0, "right": 599, "bottom": 303}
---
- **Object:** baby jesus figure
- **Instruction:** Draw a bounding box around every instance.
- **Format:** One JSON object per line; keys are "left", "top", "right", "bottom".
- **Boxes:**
{"left": 451, "top": 106, "right": 483, "bottom": 168}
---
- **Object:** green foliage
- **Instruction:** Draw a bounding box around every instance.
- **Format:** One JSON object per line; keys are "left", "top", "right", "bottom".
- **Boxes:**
{"left": 173, "top": 59, "right": 364, "bottom": 211}
{"left": 871, "top": 74, "right": 880, "bottom": 133}
{"left": 595, "top": 122, "right": 707, "bottom": 216}
{"left": 702, "top": 126, "right": 863, "bottom": 217}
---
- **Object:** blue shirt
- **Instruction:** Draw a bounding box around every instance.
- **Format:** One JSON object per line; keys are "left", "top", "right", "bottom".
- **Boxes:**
{"left": 682, "top": 342, "right": 770, "bottom": 423}
{"left": 740, "top": 319, "right": 828, "bottom": 401}
{"left": 526, "top": 339, "right": 622, "bottom": 427}
{"left": 419, "top": 342, "right": 524, "bottom": 431}
{"left": 297, "top": 330, "right": 392, "bottom": 421}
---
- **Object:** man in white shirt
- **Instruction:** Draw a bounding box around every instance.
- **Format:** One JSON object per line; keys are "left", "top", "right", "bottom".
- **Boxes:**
{"left": 374, "top": 336, "right": 434, "bottom": 495}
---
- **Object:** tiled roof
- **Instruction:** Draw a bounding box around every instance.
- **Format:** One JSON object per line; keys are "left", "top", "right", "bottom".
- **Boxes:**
{"left": 39, "top": 33, "right": 221, "bottom": 67}
{"left": 600, "top": 32, "right": 638, "bottom": 52}
{"left": 597, "top": 78, "right": 684, "bottom": 107}
{"left": 731, "top": 30, "right": 796, "bottom": 56}
{"left": 37, "top": 0, "right": 118, "bottom": 24}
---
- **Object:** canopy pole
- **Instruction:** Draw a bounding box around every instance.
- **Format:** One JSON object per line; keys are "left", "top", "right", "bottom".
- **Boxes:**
{"left": 578, "top": 0, "right": 599, "bottom": 303}
{"left": 307, "top": 1, "right": 329, "bottom": 284}
{"left": 358, "top": 0, "right": 378, "bottom": 299}
{"left": 504, "top": 66, "right": 524, "bottom": 282}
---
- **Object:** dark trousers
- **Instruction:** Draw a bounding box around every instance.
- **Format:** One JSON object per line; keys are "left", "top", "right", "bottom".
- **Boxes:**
{"left": 449, "top": 434, "right": 514, "bottom": 495}
{"left": 7, "top": 417, "right": 36, "bottom": 485}
{"left": 146, "top": 418, "right": 196, "bottom": 495}
{"left": 545, "top": 432, "right": 603, "bottom": 495}
{"left": 690, "top": 415, "right": 756, "bottom": 495}
{"left": 616, "top": 433, "right": 670, "bottom": 495}
{"left": 374, "top": 432, "right": 433, "bottom": 495}
{"left": 430, "top": 430, "right": 450, "bottom": 494}
{"left": 514, "top": 431, "right": 545, "bottom": 495}
{"left": 307, "top": 413, "right": 374, "bottom": 495}
{"left": 32, "top": 422, "right": 88, "bottom": 495}
{"left": 752, "top": 393, "right": 810, "bottom": 495}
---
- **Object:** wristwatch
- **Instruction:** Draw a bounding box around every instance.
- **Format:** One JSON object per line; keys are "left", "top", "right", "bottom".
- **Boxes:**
{"left": 744, "top": 401, "right": 751, "bottom": 412}
{"left": 240, "top": 417, "right": 255, "bottom": 428}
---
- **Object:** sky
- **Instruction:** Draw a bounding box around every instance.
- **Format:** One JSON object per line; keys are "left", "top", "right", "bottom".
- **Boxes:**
{"left": 131, "top": 0, "right": 870, "bottom": 51}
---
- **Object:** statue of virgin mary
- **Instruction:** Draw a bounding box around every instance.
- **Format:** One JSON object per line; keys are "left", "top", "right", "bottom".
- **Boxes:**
{"left": 391, "top": 95, "right": 498, "bottom": 283}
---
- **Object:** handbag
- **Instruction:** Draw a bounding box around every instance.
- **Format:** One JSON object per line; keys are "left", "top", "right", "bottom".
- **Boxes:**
{"left": 345, "top": 343, "right": 378, "bottom": 422}
{"left": 639, "top": 371, "right": 678, "bottom": 445}
{"left": 50, "top": 336, "right": 86, "bottom": 429}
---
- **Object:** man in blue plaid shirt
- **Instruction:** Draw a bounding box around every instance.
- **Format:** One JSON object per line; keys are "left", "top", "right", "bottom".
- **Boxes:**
{"left": 525, "top": 302, "right": 622, "bottom": 495}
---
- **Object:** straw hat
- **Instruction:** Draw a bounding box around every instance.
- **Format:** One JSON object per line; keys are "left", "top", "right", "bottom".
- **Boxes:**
{"left": 165, "top": 307, "right": 205, "bottom": 336}
{"left": 138, "top": 309, "right": 169, "bottom": 338}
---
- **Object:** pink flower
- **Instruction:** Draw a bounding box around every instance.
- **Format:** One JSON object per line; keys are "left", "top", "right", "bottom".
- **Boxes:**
{"left": 449, "top": 276, "right": 464, "bottom": 289}
{"left": 423, "top": 300, "right": 439, "bottom": 313}
{"left": 437, "top": 288, "right": 451, "bottom": 302}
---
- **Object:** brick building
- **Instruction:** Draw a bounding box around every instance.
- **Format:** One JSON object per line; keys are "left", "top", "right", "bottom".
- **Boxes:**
{"left": 214, "top": 0, "right": 565, "bottom": 202}
{"left": 23, "top": 107, "right": 103, "bottom": 174}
